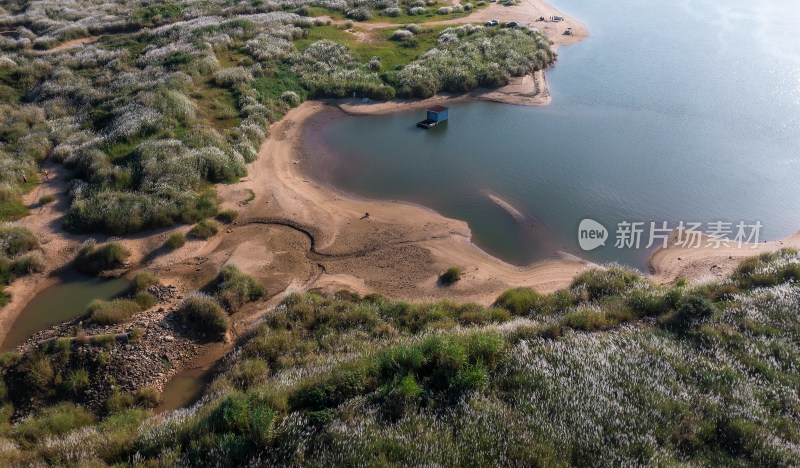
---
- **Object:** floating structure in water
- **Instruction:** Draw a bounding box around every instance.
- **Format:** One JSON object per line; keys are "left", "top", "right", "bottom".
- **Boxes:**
{"left": 417, "top": 106, "right": 449, "bottom": 129}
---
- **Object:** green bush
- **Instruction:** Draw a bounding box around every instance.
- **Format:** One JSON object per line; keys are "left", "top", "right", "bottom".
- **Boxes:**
{"left": 0, "top": 225, "right": 38, "bottom": 257}
{"left": 216, "top": 264, "right": 264, "bottom": 312}
{"left": 177, "top": 293, "right": 229, "bottom": 334}
{"left": 22, "top": 356, "right": 54, "bottom": 392}
{"left": 107, "top": 392, "right": 136, "bottom": 414}
{"left": 10, "top": 253, "right": 45, "bottom": 276}
{"left": 63, "top": 369, "right": 90, "bottom": 395}
{"left": 661, "top": 294, "right": 716, "bottom": 334}
{"left": 228, "top": 359, "right": 269, "bottom": 388}
{"left": 571, "top": 266, "right": 642, "bottom": 301}
{"left": 216, "top": 209, "right": 239, "bottom": 224}
{"left": 190, "top": 219, "right": 219, "bottom": 239}
{"left": 495, "top": 287, "right": 541, "bottom": 315}
{"left": 166, "top": 232, "right": 186, "bottom": 249}
{"left": 74, "top": 241, "right": 131, "bottom": 274}
{"left": 132, "top": 271, "right": 160, "bottom": 291}
{"left": 0, "top": 351, "right": 22, "bottom": 368}
{"left": 135, "top": 291, "right": 157, "bottom": 309}
{"left": 88, "top": 299, "right": 142, "bottom": 325}
{"left": 439, "top": 266, "right": 462, "bottom": 285}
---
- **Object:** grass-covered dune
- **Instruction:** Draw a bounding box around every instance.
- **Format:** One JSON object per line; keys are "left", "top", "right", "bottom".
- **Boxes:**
{"left": 0, "top": 0, "right": 554, "bottom": 236}
{"left": 2, "top": 249, "right": 800, "bottom": 466}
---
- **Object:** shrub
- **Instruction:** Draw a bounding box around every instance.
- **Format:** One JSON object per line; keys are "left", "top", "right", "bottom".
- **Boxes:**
{"left": 626, "top": 289, "right": 674, "bottom": 317}
{"left": 0, "top": 351, "right": 22, "bottom": 368}
{"left": 129, "top": 326, "right": 144, "bottom": 343}
{"left": 0, "top": 225, "right": 38, "bottom": 257}
{"left": 392, "top": 30, "right": 415, "bottom": 41}
{"left": 367, "top": 57, "right": 382, "bottom": 71}
{"left": 437, "top": 6, "right": 453, "bottom": 14}
{"left": 439, "top": 266, "right": 462, "bottom": 285}
{"left": 216, "top": 209, "right": 238, "bottom": 224}
{"left": 214, "top": 67, "right": 254, "bottom": 87}
{"left": 38, "top": 194, "right": 56, "bottom": 205}
{"left": 166, "top": 232, "right": 186, "bottom": 249}
{"left": 135, "top": 291, "right": 157, "bottom": 309}
{"left": 63, "top": 369, "right": 90, "bottom": 395}
{"left": 22, "top": 356, "right": 54, "bottom": 391}
{"left": 346, "top": 7, "right": 372, "bottom": 20}
{"left": 74, "top": 241, "right": 130, "bottom": 274}
{"left": 177, "top": 292, "right": 229, "bottom": 334}
{"left": 661, "top": 294, "right": 715, "bottom": 334}
{"left": 571, "top": 266, "right": 642, "bottom": 301}
{"left": 216, "top": 264, "right": 265, "bottom": 312}
{"left": 132, "top": 271, "right": 160, "bottom": 291}
{"left": 228, "top": 359, "right": 269, "bottom": 388}
{"left": 563, "top": 307, "right": 626, "bottom": 331}
{"left": 107, "top": 392, "right": 135, "bottom": 414}
{"left": 190, "top": 220, "right": 219, "bottom": 239}
{"left": 11, "top": 253, "right": 45, "bottom": 275}
{"left": 495, "top": 287, "right": 542, "bottom": 315}
{"left": 280, "top": 91, "right": 301, "bottom": 106}
{"left": 88, "top": 299, "right": 141, "bottom": 325}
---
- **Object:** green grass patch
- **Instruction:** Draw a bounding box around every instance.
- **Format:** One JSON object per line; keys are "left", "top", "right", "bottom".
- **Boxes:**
{"left": 191, "top": 84, "right": 242, "bottom": 132}
{"left": 88, "top": 299, "right": 142, "bottom": 325}
{"left": 251, "top": 64, "right": 308, "bottom": 102}
{"left": 0, "top": 199, "right": 30, "bottom": 222}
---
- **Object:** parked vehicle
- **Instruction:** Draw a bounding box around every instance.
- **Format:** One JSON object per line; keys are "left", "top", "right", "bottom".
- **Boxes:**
{"left": 485, "top": 19, "right": 499, "bottom": 26}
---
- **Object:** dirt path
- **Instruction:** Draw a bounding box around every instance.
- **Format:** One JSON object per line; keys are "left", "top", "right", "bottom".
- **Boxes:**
{"left": 44, "top": 36, "right": 100, "bottom": 52}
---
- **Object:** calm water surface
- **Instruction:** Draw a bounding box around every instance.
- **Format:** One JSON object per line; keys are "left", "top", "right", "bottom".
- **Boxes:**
{"left": 308, "top": 0, "right": 800, "bottom": 269}
{"left": 2, "top": 272, "right": 130, "bottom": 350}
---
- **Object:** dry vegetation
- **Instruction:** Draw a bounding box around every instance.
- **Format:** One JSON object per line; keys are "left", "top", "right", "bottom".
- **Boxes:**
{"left": 0, "top": 251, "right": 800, "bottom": 465}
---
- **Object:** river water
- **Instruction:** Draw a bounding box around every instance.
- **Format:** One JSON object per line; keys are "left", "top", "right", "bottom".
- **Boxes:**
{"left": 307, "top": 0, "right": 800, "bottom": 269}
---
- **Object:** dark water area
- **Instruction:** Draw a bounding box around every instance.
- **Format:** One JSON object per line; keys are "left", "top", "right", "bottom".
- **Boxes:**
{"left": 2, "top": 272, "right": 130, "bottom": 350}
{"left": 305, "top": 0, "right": 800, "bottom": 270}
